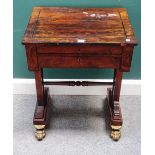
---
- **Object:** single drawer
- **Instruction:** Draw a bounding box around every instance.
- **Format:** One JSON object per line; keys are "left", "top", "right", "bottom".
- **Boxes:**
{"left": 37, "top": 45, "right": 122, "bottom": 55}
{"left": 37, "top": 53, "right": 121, "bottom": 68}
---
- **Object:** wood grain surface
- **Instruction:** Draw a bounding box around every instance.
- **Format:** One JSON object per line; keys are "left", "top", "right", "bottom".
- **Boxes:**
{"left": 22, "top": 7, "right": 137, "bottom": 45}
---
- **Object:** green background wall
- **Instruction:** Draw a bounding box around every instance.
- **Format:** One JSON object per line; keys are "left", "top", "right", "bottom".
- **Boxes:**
{"left": 13, "top": 0, "right": 141, "bottom": 79}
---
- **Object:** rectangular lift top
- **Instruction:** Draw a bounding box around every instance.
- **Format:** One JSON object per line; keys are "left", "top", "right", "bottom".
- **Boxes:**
{"left": 22, "top": 7, "right": 137, "bottom": 45}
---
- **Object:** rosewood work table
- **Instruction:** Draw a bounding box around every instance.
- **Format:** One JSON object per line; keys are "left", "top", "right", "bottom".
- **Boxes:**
{"left": 22, "top": 7, "right": 137, "bottom": 141}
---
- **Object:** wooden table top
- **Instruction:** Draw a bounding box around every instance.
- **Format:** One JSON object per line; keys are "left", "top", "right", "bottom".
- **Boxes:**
{"left": 22, "top": 7, "right": 137, "bottom": 45}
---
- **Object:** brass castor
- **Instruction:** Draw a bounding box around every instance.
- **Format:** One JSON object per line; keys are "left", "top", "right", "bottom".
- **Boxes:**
{"left": 111, "top": 125, "right": 122, "bottom": 141}
{"left": 34, "top": 125, "right": 46, "bottom": 140}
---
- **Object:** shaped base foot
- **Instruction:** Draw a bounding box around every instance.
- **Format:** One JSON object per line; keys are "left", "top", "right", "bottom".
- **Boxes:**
{"left": 111, "top": 125, "right": 121, "bottom": 141}
{"left": 34, "top": 125, "right": 46, "bottom": 140}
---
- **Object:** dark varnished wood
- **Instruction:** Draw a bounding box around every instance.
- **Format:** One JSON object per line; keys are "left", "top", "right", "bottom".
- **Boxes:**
{"left": 22, "top": 7, "right": 137, "bottom": 45}
{"left": 33, "top": 88, "right": 50, "bottom": 125}
{"left": 22, "top": 7, "right": 137, "bottom": 141}
{"left": 113, "top": 69, "right": 123, "bottom": 101}
{"left": 107, "top": 88, "right": 122, "bottom": 126}
{"left": 37, "top": 54, "right": 121, "bottom": 68}
{"left": 34, "top": 69, "right": 44, "bottom": 106}
{"left": 37, "top": 44, "right": 122, "bottom": 54}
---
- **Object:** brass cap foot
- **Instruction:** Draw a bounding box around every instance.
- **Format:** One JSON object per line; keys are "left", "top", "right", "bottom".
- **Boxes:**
{"left": 35, "top": 130, "right": 46, "bottom": 140}
{"left": 111, "top": 130, "right": 121, "bottom": 141}
{"left": 111, "top": 125, "right": 122, "bottom": 141}
{"left": 34, "top": 125, "right": 46, "bottom": 141}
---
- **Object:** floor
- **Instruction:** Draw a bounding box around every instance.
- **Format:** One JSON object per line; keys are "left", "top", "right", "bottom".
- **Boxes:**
{"left": 13, "top": 95, "right": 141, "bottom": 155}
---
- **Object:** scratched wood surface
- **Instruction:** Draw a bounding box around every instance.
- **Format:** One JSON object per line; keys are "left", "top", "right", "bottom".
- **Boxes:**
{"left": 22, "top": 7, "right": 137, "bottom": 45}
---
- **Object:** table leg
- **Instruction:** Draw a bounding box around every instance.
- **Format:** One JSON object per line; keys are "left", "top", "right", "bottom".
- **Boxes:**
{"left": 107, "top": 69, "right": 123, "bottom": 141}
{"left": 33, "top": 69, "right": 48, "bottom": 140}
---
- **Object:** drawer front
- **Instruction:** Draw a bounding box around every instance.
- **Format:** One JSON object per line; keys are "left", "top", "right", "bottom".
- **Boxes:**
{"left": 79, "top": 56, "right": 120, "bottom": 68}
{"left": 37, "top": 54, "right": 120, "bottom": 68}
{"left": 37, "top": 45, "right": 122, "bottom": 55}
{"left": 38, "top": 54, "right": 79, "bottom": 68}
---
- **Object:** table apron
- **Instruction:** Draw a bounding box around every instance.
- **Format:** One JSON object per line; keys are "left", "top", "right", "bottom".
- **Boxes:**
{"left": 36, "top": 45, "right": 122, "bottom": 55}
